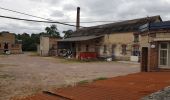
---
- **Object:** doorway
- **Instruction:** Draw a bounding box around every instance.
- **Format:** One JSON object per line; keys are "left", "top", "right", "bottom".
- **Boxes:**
{"left": 4, "top": 42, "right": 9, "bottom": 52}
{"left": 4, "top": 42, "right": 8, "bottom": 50}
{"left": 141, "top": 47, "right": 148, "bottom": 72}
{"left": 71, "top": 42, "right": 76, "bottom": 57}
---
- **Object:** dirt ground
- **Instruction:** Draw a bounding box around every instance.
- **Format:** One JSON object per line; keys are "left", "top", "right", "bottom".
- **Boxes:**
{"left": 0, "top": 52, "right": 139, "bottom": 100}
{"left": 14, "top": 72, "right": 170, "bottom": 100}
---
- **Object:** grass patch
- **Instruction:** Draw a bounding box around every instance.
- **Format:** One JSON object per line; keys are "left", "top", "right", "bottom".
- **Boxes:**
{"left": 93, "top": 77, "right": 108, "bottom": 82}
{"left": 77, "top": 77, "right": 108, "bottom": 85}
{"left": 0, "top": 64, "right": 5, "bottom": 68}
{"left": 0, "top": 54, "right": 9, "bottom": 58}
{"left": 58, "top": 77, "right": 109, "bottom": 89}
{"left": 77, "top": 80, "right": 89, "bottom": 85}
{"left": 0, "top": 74, "right": 13, "bottom": 79}
{"left": 68, "top": 77, "right": 108, "bottom": 86}
{"left": 0, "top": 64, "right": 17, "bottom": 68}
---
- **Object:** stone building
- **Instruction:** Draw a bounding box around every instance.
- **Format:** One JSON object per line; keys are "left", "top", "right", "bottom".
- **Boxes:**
{"left": 140, "top": 21, "right": 170, "bottom": 71}
{"left": 0, "top": 31, "right": 22, "bottom": 54}
{"left": 38, "top": 35, "right": 59, "bottom": 56}
{"left": 58, "top": 16, "right": 162, "bottom": 61}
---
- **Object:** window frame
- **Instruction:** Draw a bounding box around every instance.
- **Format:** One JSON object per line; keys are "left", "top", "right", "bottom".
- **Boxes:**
{"left": 159, "top": 42, "right": 169, "bottom": 68}
{"left": 121, "top": 44, "right": 127, "bottom": 55}
{"left": 103, "top": 45, "right": 107, "bottom": 53}
{"left": 134, "top": 34, "right": 139, "bottom": 42}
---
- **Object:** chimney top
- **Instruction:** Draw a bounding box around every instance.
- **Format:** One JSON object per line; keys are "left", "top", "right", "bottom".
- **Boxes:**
{"left": 76, "top": 7, "right": 80, "bottom": 31}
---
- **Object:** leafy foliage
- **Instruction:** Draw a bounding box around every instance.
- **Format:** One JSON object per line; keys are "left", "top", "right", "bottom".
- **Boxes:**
{"left": 45, "top": 24, "right": 61, "bottom": 38}
{"left": 14, "top": 24, "right": 75, "bottom": 51}
{"left": 16, "top": 33, "right": 40, "bottom": 51}
{"left": 14, "top": 24, "right": 63, "bottom": 51}
{"left": 63, "top": 30, "right": 73, "bottom": 39}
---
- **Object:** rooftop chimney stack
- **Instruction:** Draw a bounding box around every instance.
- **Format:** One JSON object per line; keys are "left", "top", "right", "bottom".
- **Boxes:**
{"left": 76, "top": 7, "right": 80, "bottom": 31}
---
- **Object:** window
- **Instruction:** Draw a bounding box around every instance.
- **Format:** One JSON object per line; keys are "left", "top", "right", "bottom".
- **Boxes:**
{"left": 159, "top": 43, "right": 168, "bottom": 66}
{"left": 134, "top": 34, "right": 139, "bottom": 42}
{"left": 112, "top": 44, "right": 116, "bottom": 54}
{"left": 161, "top": 43, "right": 168, "bottom": 49}
{"left": 122, "top": 44, "right": 127, "bottom": 55}
{"left": 132, "top": 45, "right": 140, "bottom": 56}
{"left": 86, "top": 45, "right": 89, "bottom": 52}
{"left": 103, "top": 45, "right": 107, "bottom": 53}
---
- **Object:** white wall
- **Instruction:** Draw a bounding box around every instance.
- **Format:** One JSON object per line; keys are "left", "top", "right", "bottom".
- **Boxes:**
{"left": 39, "top": 36, "right": 50, "bottom": 56}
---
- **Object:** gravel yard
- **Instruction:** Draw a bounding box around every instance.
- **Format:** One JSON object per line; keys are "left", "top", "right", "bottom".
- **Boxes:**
{"left": 0, "top": 52, "right": 139, "bottom": 100}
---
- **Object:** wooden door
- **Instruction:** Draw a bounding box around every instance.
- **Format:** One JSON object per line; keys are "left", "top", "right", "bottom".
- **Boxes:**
{"left": 141, "top": 47, "right": 148, "bottom": 72}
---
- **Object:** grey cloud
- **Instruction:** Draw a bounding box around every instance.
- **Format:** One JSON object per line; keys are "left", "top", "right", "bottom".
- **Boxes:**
{"left": 75, "top": 0, "right": 170, "bottom": 22}
{"left": 29, "top": 0, "right": 63, "bottom": 5}
{"left": 0, "top": 23, "right": 46, "bottom": 34}
{"left": 50, "top": 10, "right": 64, "bottom": 17}
{"left": 114, "top": 0, "right": 170, "bottom": 20}
{"left": 78, "top": 0, "right": 123, "bottom": 16}
{"left": 1, "top": 0, "right": 170, "bottom": 34}
{"left": 63, "top": 4, "right": 76, "bottom": 11}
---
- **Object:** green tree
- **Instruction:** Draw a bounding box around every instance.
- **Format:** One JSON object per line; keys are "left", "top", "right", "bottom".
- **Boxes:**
{"left": 63, "top": 30, "right": 73, "bottom": 39}
{"left": 45, "top": 24, "right": 60, "bottom": 38}
{"left": 15, "top": 33, "right": 41, "bottom": 51}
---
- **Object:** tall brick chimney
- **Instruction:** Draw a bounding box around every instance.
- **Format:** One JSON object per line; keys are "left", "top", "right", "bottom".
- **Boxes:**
{"left": 76, "top": 7, "right": 80, "bottom": 31}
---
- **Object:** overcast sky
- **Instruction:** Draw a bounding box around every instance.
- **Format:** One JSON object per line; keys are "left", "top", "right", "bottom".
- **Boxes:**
{"left": 0, "top": 0, "right": 170, "bottom": 35}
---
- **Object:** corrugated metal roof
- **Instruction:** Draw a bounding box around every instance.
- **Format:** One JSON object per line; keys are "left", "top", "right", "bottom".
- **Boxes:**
{"left": 58, "top": 35, "right": 103, "bottom": 42}
{"left": 139, "top": 21, "right": 170, "bottom": 32}
{"left": 71, "top": 15, "right": 162, "bottom": 37}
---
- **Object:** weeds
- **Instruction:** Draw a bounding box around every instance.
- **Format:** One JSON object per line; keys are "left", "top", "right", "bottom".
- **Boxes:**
{"left": 93, "top": 77, "right": 108, "bottom": 81}
{"left": 77, "top": 77, "right": 108, "bottom": 85}
{"left": 0, "top": 74, "right": 13, "bottom": 79}
{"left": 0, "top": 64, "right": 17, "bottom": 68}
{"left": 77, "top": 80, "right": 89, "bottom": 85}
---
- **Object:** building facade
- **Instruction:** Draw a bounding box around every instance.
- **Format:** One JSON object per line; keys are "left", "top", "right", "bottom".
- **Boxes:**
{"left": 58, "top": 16, "right": 162, "bottom": 61}
{"left": 0, "top": 32, "right": 22, "bottom": 54}
{"left": 140, "top": 21, "right": 170, "bottom": 71}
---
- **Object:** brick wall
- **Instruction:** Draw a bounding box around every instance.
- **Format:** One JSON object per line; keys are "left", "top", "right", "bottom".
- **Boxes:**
{"left": 0, "top": 33, "right": 15, "bottom": 43}
{"left": 0, "top": 33, "right": 22, "bottom": 54}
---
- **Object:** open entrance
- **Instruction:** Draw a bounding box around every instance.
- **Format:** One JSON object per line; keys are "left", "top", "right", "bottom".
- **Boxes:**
{"left": 57, "top": 42, "right": 76, "bottom": 58}
{"left": 4, "top": 42, "right": 9, "bottom": 53}
{"left": 141, "top": 47, "right": 148, "bottom": 72}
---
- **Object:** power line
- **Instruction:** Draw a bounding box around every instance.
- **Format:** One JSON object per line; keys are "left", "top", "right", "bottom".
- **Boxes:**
{"left": 0, "top": 6, "right": 53, "bottom": 21}
{"left": 63, "top": 21, "right": 122, "bottom": 23}
{"left": 0, "top": 15, "right": 85, "bottom": 27}
{"left": 0, "top": 6, "right": 122, "bottom": 23}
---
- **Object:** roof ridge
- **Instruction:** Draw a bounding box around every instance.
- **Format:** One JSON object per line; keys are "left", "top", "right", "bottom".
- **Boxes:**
{"left": 80, "top": 15, "right": 161, "bottom": 30}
